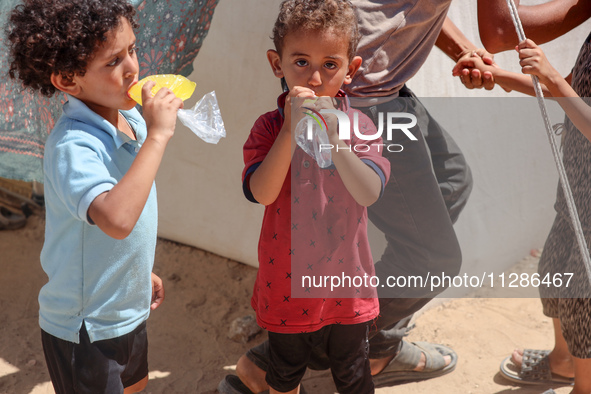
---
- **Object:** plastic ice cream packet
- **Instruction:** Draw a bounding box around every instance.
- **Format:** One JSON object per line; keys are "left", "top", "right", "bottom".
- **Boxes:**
{"left": 294, "top": 111, "right": 333, "bottom": 168}
{"left": 128, "top": 75, "right": 225, "bottom": 144}
{"left": 177, "top": 91, "right": 226, "bottom": 144}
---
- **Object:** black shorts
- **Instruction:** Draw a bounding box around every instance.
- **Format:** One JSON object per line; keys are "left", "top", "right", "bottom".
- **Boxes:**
{"left": 266, "top": 322, "right": 373, "bottom": 393}
{"left": 41, "top": 321, "right": 149, "bottom": 394}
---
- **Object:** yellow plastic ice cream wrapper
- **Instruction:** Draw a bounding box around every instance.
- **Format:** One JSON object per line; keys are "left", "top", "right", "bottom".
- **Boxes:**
{"left": 128, "top": 74, "right": 196, "bottom": 105}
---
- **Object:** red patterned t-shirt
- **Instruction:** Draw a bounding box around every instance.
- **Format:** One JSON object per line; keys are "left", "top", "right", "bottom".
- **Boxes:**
{"left": 242, "top": 91, "right": 390, "bottom": 333}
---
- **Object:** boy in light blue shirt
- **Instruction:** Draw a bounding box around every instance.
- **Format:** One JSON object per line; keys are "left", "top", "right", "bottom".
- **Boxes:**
{"left": 6, "top": 0, "right": 183, "bottom": 392}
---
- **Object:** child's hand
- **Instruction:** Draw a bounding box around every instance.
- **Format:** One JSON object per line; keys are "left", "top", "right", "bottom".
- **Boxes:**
{"left": 141, "top": 80, "right": 184, "bottom": 144}
{"left": 517, "top": 39, "right": 560, "bottom": 87}
{"left": 151, "top": 272, "right": 165, "bottom": 310}
{"left": 302, "top": 96, "right": 340, "bottom": 143}
{"left": 452, "top": 49, "right": 497, "bottom": 90}
{"left": 285, "top": 86, "right": 317, "bottom": 131}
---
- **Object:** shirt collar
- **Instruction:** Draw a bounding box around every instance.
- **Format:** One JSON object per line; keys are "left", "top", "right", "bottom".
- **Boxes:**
{"left": 63, "top": 95, "right": 144, "bottom": 148}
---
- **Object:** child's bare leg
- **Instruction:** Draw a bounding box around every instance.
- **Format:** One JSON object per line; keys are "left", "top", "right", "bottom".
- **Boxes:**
{"left": 124, "top": 375, "right": 148, "bottom": 393}
{"left": 236, "top": 354, "right": 269, "bottom": 393}
{"left": 269, "top": 385, "right": 300, "bottom": 394}
{"left": 511, "top": 318, "right": 574, "bottom": 378}
{"left": 572, "top": 356, "right": 591, "bottom": 394}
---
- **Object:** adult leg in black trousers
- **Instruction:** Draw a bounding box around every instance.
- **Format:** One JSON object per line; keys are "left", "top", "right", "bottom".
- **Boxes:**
{"left": 363, "top": 86, "right": 471, "bottom": 384}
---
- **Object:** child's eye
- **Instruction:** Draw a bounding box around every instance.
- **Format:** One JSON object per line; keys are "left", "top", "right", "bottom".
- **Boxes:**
{"left": 129, "top": 46, "right": 137, "bottom": 55}
{"left": 107, "top": 58, "right": 120, "bottom": 67}
{"left": 324, "top": 62, "right": 337, "bottom": 70}
{"left": 295, "top": 59, "right": 308, "bottom": 67}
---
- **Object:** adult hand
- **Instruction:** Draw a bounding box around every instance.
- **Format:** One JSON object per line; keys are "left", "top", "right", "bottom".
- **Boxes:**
{"left": 452, "top": 48, "right": 501, "bottom": 91}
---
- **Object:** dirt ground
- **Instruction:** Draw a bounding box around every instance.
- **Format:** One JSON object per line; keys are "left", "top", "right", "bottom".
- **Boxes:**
{"left": 0, "top": 214, "right": 574, "bottom": 393}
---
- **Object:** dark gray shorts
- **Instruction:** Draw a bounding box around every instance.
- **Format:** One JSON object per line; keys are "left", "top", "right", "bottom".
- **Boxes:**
{"left": 266, "top": 323, "right": 373, "bottom": 393}
{"left": 41, "top": 321, "right": 149, "bottom": 394}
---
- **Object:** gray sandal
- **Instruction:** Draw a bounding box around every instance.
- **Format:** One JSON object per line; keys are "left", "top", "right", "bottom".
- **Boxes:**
{"left": 373, "top": 340, "right": 457, "bottom": 387}
{"left": 499, "top": 349, "right": 574, "bottom": 386}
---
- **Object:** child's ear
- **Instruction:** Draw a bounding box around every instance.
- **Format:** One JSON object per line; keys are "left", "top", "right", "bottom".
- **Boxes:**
{"left": 50, "top": 73, "right": 81, "bottom": 95}
{"left": 343, "top": 56, "right": 362, "bottom": 85}
{"left": 267, "top": 49, "right": 284, "bottom": 79}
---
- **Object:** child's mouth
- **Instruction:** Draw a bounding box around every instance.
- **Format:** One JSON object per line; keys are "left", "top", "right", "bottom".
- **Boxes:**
{"left": 127, "top": 81, "right": 138, "bottom": 100}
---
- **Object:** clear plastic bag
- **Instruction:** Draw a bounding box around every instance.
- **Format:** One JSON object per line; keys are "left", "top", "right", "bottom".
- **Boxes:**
{"left": 294, "top": 116, "right": 332, "bottom": 168}
{"left": 177, "top": 91, "right": 226, "bottom": 144}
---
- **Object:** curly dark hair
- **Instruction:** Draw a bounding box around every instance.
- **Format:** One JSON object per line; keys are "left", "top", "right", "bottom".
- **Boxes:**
{"left": 272, "top": 0, "right": 360, "bottom": 62}
{"left": 5, "top": 0, "right": 138, "bottom": 97}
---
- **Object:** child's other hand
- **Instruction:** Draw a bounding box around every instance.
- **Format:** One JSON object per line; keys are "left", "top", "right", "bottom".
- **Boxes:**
{"left": 517, "top": 39, "right": 560, "bottom": 87}
{"left": 151, "top": 272, "right": 165, "bottom": 310}
{"left": 142, "top": 81, "right": 184, "bottom": 144}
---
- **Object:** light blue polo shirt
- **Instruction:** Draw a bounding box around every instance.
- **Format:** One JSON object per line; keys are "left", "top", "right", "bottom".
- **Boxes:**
{"left": 39, "top": 95, "right": 157, "bottom": 344}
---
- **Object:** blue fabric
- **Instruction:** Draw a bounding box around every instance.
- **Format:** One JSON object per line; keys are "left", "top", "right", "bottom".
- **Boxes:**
{"left": 39, "top": 95, "right": 158, "bottom": 344}
{"left": 0, "top": 0, "right": 220, "bottom": 182}
{"left": 242, "top": 162, "right": 261, "bottom": 204}
{"left": 361, "top": 158, "right": 386, "bottom": 197}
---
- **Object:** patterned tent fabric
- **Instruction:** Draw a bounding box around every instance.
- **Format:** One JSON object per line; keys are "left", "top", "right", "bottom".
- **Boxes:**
{"left": 0, "top": 0, "right": 220, "bottom": 182}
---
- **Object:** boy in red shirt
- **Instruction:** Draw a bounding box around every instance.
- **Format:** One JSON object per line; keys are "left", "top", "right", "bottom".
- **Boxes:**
{"left": 241, "top": 1, "right": 390, "bottom": 392}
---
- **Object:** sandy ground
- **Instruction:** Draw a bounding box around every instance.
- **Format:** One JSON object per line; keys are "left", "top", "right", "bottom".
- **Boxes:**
{"left": 0, "top": 213, "right": 575, "bottom": 394}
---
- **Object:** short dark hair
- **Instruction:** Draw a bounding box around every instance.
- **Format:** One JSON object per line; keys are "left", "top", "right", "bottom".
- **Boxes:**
{"left": 5, "top": 0, "right": 138, "bottom": 97}
{"left": 272, "top": 0, "right": 360, "bottom": 62}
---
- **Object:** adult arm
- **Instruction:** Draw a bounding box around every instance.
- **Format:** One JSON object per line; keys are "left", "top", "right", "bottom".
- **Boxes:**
{"left": 477, "top": 0, "right": 591, "bottom": 54}
{"left": 436, "top": 16, "right": 492, "bottom": 63}
{"left": 436, "top": 16, "right": 496, "bottom": 90}
{"left": 459, "top": 34, "right": 578, "bottom": 97}
{"left": 456, "top": 53, "right": 552, "bottom": 97}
